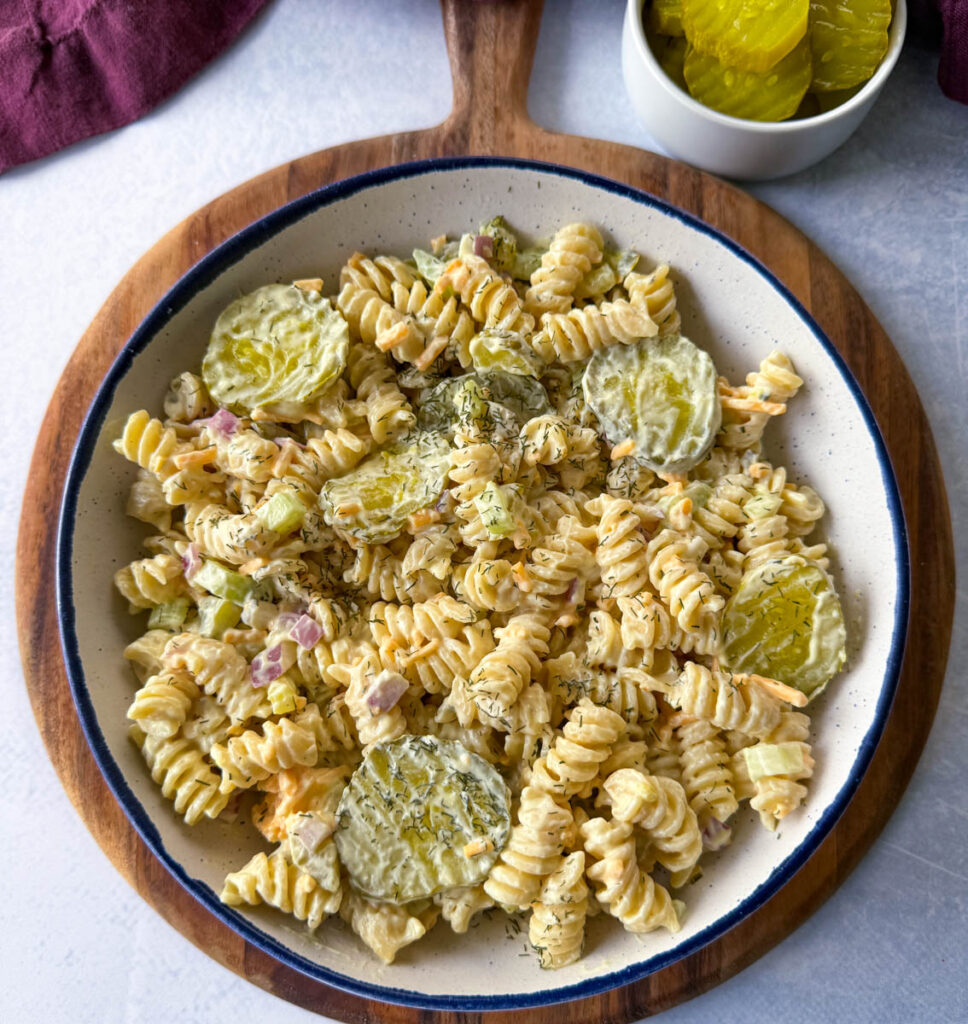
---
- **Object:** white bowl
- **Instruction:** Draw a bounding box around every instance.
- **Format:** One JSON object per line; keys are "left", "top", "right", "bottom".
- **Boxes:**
{"left": 58, "top": 158, "right": 908, "bottom": 1011}
{"left": 622, "top": 0, "right": 908, "bottom": 180}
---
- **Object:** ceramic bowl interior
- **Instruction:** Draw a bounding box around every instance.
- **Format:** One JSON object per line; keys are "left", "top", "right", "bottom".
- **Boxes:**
{"left": 58, "top": 158, "right": 907, "bottom": 1012}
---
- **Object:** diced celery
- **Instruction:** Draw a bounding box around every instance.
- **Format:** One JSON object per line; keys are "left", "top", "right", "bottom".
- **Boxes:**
{"left": 474, "top": 482, "right": 515, "bottom": 537}
{"left": 478, "top": 216, "right": 519, "bottom": 273}
{"left": 512, "top": 245, "right": 546, "bottom": 281}
{"left": 148, "top": 597, "right": 190, "bottom": 631}
{"left": 192, "top": 559, "right": 253, "bottom": 604}
{"left": 741, "top": 742, "right": 805, "bottom": 782}
{"left": 575, "top": 263, "right": 619, "bottom": 300}
{"left": 196, "top": 595, "right": 242, "bottom": 638}
{"left": 604, "top": 247, "right": 640, "bottom": 278}
{"left": 413, "top": 249, "right": 448, "bottom": 284}
{"left": 256, "top": 490, "right": 306, "bottom": 534}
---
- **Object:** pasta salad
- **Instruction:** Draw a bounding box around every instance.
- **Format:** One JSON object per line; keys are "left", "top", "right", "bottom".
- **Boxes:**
{"left": 113, "top": 218, "right": 846, "bottom": 969}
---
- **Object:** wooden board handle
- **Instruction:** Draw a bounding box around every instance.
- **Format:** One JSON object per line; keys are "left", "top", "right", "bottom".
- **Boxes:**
{"left": 440, "top": 0, "right": 544, "bottom": 149}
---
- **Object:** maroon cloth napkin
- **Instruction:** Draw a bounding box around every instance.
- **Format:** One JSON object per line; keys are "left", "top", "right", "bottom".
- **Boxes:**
{"left": 936, "top": 0, "right": 968, "bottom": 104}
{"left": 0, "top": 0, "right": 269, "bottom": 172}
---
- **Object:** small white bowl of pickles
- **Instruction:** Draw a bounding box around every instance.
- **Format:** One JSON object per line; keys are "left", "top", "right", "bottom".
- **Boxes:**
{"left": 622, "top": 0, "right": 907, "bottom": 180}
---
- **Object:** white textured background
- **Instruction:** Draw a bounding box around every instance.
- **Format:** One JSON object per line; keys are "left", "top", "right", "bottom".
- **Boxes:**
{"left": 2, "top": 1, "right": 966, "bottom": 1022}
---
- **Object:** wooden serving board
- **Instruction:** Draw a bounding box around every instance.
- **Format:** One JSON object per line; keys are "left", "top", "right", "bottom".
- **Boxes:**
{"left": 16, "top": 1, "right": 954, "bottom": 1020}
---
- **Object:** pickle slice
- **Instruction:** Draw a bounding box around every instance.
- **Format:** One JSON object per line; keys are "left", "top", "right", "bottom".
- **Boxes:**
{"left": 682, "top": 0, "right": 808, "bottom": 73}
{"left": 469, "top": 329, "right": 544, "bottom": 378}
{"left": 417, "top": 371, "right": 551, "bottom": 436}
{"left": 582, "top": 334, "right": 720, "bottom": 474}
{"left": 649, "top": 31, "right": 689, "bottom": 91}
{"left": 684, "top": 38, "right": 811, "bottom": 121}
{"left": 812, "top": 83, "right": 864, "bottom": 112}
{"left": 722, "top": 555, "right": 846, "bottom": 699}
{"left": 202, "top": 284, "right": 348, "bottom": 414}
{"left": 335, "top": 735, "right": 511, "bottom": 902}
{"left": 318, "top": 433, "right": 450, "bottom": 544}
{"left": 650, "top": 0, "right": 684, "bottom": 37}
{"left": 809, "top": 0, "right": 891, "bottom": 92}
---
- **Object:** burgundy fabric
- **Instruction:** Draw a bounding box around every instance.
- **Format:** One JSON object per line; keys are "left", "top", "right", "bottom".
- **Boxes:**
{"left": 936, "top": 0, "right": 968, "bottom": 104}
{"left": 0, "top": 0, "right": 270, "bottom": 172}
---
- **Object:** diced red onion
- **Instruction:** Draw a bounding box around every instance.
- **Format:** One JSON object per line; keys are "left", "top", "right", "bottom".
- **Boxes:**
{"left": 181, "top": 543, "right": 201, "bottom": 580}
{"left": 364, "top": 670, "right": 409, "bottom": 714}
{"left": 290, "top": 813, "right": 335, "bottom": 852}
{"left": 701, "top": 817, "right": 732, "bottom": 852}
{"left": 474, "top": 234, "right": 493, "bottom": 259}
{"left": 289, "top": 614, "right": 323, "bottom": 650}
{"left": 207, "top": 408, "right": 239, "bottom": 439}
{"left": 563, "top": 577, "right": 579, "bottom": 604}
{"left": 250, "top": 644, "right": 286, "bottom": 688}
{"left": 274, "top": 611, "right": 301, "bottom": 632}
{"left": 434, "top": 489, "right": 451, "bottom": 513}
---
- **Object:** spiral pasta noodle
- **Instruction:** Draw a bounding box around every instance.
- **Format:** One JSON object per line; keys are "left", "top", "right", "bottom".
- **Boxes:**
{"left": 221, "top": 848, "right": 340, "bottom": 932}
{"left": 580, "top": 815, "right": 680, "bottom": 933}
{"left": 346, "top": 342, "right": 415, "bottom": 442}
{"left": 483, "top": 784, "right": 575, "bottom": 910}
{"left": 132, "top": 727, "right": 230, "bottom": 824}
{"left": 337, "top": 280, "right": 425, "bottom": 364}
{"left": 674, "top": 716, "right": 738, "bottom": 829}
{"left": 114, "top": 553, "right": 186, "bottom": 612}
{"left": 126, "top": 671, "right": 199, "bottom": 739}
{"left": 525, "top": 222, "right": 604, "bottom": 317}
{"left": 603, "top": 768, "right": 703, "bottom": 887}
{"left": 434, "top": 254, "right": 535, "bottom": 337}
{"left": 529, "top": 852, "right": 588, "bottom": 969}
{"left": 662, "top": 662, "right": 784, "bottom": 739}
{"left": 646, "top": 528, "right": 723, "bottom": 652}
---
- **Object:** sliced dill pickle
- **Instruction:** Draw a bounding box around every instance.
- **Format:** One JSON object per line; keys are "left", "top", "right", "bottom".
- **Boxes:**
{"left": 722, "top": 555, "right": 846, "bottom": 700}
{"left": 793, "top": 92, "right": 821, "bottom": 119}
{"left": 417, "top": 371, "right": 551, "bottom": 437}
{"left": 582, "top": 334, "right": 720, "bottom": 474}
{"left": 318, "top": 433, "right": 450, "bottom": 544}
{"left": 809, "top": 0, "right": 891, "bottom": 92}
{"left": 469, "top": 329, "right": 544, "bottom": 378}
{"left": 649, "top": 31, "right": 689, "bottom": 91}
{"left": 335, "top": 735, "right": 511, "bottom": 902}
{"left": 682, "top": 0, "right": 808, "bottom": 73}
{"left": 684, "top": 38, "right": 811, "bottom": 121}
{"left": 650, "top": 0, "right": 684, "bottom": 37}
{"left": 813, "top": 83, "right": 864, "bottom": 112}
{"left": 202, "top": 284, "right": 348, "bottom": 414}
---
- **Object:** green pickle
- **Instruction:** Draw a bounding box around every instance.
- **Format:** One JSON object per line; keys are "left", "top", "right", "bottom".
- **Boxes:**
{"left": 318, "top": 433, "right": 450, "bottom": 544}
{"left": 650, "top": 32, "right": 689, "bottom": 92}
{"left": 195, "top": 596, "right": 242, "bottom": 639}
{"left": 192, "top": 559, "right": 253, "bottom": 604}
{"left": 469, "top": 329, "right": 544, "bottom": 378}
{"left": 582, "top": 334, "right": 720, "bottom": 474}
{"left": 335, "top": 735, "right": 511, "bottom": 902}
{"left": 812, "top": 83, "right": 864, "bottom": 112}
{"left": 650, "top": 0, "right": 684, "bottom": 37}
{"left": 722, "top": 555, "right": 847, "bottom": 700}
{"left": 417, "top": 371, "right": 551, "bottom": 436}
{"left": 684, "top": 38, "right": 812, "bottom": 121}
{"left": 202, "top": 283, "right": 348, "bottom": 414}
{"left": 809, "top": 0, "right": 891, "bottom": 92}
{"left": 478, "top": 216, "right": 519, "bottom": 274}
{"left": 682, "top": 0, "right": 809, "bottom": 73}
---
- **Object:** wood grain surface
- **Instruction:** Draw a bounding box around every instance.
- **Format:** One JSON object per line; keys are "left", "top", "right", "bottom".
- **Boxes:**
{"left": 16, "top": 0, "right": 954, "bottom": 1020}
